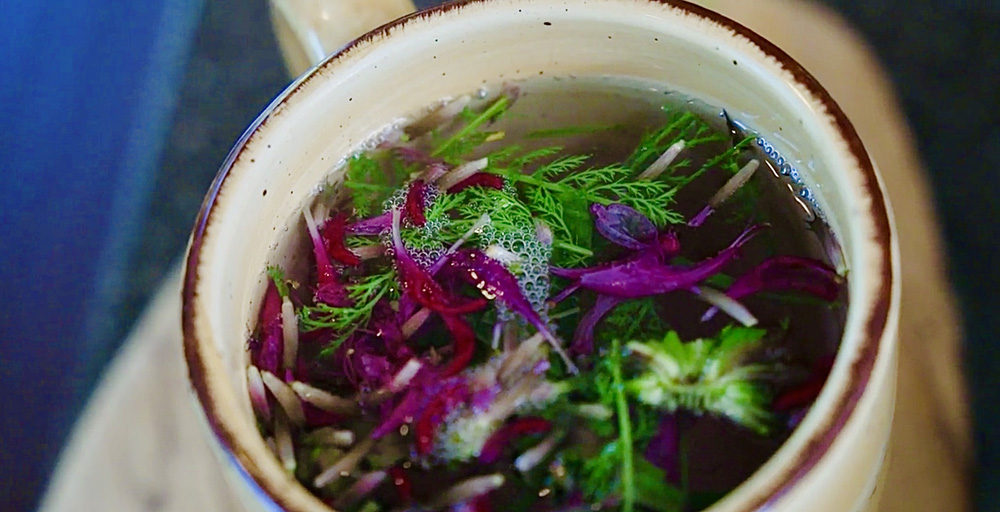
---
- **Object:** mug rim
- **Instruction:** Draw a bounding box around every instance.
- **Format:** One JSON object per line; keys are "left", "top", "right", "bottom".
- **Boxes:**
{"left": 182, "top": 1, "right": 896, "bottom": 510}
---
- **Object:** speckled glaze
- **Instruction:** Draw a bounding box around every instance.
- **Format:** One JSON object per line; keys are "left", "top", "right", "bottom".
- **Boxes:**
{"left": 182, "top": 1, "right": 899, "bottom": 511}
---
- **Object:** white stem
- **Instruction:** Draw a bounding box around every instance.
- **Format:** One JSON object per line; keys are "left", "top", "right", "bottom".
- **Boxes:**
{"left": 445, "top": 213, "right": 491, "bottom": 257}
{"left": 313, "top": 437, "right": 376, "bottom": 488}
{"left": 575, "top": 403, "right": 613, "bottom": 420}
{"left": 541, "top": 329, "right": 579, "bottom": 375}
{"left": 281, "top": 297, "right": 298, "bottom": 370}
{"left": 291, "top": 381, "right": 359, "bottom": 415}
{"left": 333, "top": 471, "right": 389, "bottom": 510}
{"left": 709, "top": 159, "right": 759, "bottom": 207}
{"left": 693, "top": 286, "right": 758, "bottom": 327}
{"left": 400, "top": 307, "right": 432, "bottom": 339}
{"left": 261, "top": 370, "right": 306, "bottom": 425}
{"left": 437, "top": 157, "right": 490, "bottom": 190}
{"left": 484, "top": 244, "right": 521, "bottom": 265}
{"left": 351, "top": 243, "right": 386, "bottom": 260}
{"left": 264, "top": 436, "right": 278, "bottom": 458}
{"left": 498, "top": 333, "right": 545, "bottom": 384}
{"left": 246, "top": 365, "right": 271, "bottom": 423}
{"left": 515, "top": 432, "right": 562, "bottom": 473}
{"left": 414, "top": 95, "right": 472, "bottom": 137}
{"left": 274, "top": 411, "right": 296, "bottom": 474}
{"left": 311, "top": 427, "right": 356, "bottom": 448}
{"left": 638, "top": 140, "right": 685, "bottom": 180}
{"left": 491, "top": 321, "right": 504, "bottom": 351}
{"left": 388, "top": 358, "right": 423, "bottom": 391}
{"left": 429, "top": 213, "right": 491, "bottom": 275}
{"left": 302, "top": 204, "right": 322, "bottom": 245}
{"left": 427, "top": 474, "right": 505, "bottom": 508}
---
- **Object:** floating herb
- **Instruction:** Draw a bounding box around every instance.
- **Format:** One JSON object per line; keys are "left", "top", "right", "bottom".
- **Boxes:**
{"left": 247, "top": 77, "right": 845, "bottom": 512}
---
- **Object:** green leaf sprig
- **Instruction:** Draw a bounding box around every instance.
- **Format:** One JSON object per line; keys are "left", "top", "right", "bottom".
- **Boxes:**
{"left": 626, "top": 326, "right": 780, "bottom": 434}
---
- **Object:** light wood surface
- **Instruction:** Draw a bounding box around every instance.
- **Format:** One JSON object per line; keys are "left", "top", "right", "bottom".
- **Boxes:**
{"left": 40, "top": 1, "right": 971, "bottom": 510}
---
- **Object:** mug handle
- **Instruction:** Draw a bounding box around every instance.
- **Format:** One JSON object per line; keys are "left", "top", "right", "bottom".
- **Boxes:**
{"left": 269, "top": 0, "right": 417, "bottom": 76}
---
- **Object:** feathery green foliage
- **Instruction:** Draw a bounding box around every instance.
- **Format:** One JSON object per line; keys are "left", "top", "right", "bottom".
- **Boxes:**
{"left": 299, "top": 268, "right": 399, "bottom": 353}
{"left": 626, "top": 326, "right": 779, "bottom": 434}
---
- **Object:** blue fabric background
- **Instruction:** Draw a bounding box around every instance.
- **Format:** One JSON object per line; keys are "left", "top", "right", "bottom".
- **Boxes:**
{"left": 1, "top": 0, "right": 997, "bottom": 511}
{"left": 0, "top": 1, "right": 202, "bottom": 509}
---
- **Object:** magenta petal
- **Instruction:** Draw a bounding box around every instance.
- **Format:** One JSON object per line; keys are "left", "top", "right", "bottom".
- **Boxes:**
{"left": 447, "top": 250, "right": 550, "bottom": 338}
{"left": 372, "top": 387, "right": 424, "bottom": 439}
{"left": 303, "top": 402, "right": 343, "bottom": 428}
{"left": 448, "top": 173, "right": 505, "bottom": 193}
{"left": 405, "top": 180, "right": 428, "bottom": 227}
{"left": 315, "top": 281, "right": 352, "bottom": 307}
{"left": 447, "top": 249, "right": 578, "bottom": 373}
{"left": 348, "top": 212, "right": 392, "bottom": 235}
{"left": 321, "top": 212, "right": 362, "bottom": 266}
{"left": 478, "top": 417, "right": 552, "bottom": 464}
{"left": 251, "top": 282, "right": 284, "bottom": 375}
{"left": 590, "top": 203, "right": 657, "bottom": 250}
{"left": 656, "top": 230, "right": 681, "bottom": 259}
{"left": 391, "top": 209, "right": 488, "bottom": 314}
{"left": 568, "top": 225, "right": 764, "bottom": 298}
{"left": 571, "top": 294, "right": 621, "bottom": 355}
{"left": 644, "top": 414, "right": 681, "bottom": 484}
{"left": 726, "top": 255, "right": 840, "bottom": 302}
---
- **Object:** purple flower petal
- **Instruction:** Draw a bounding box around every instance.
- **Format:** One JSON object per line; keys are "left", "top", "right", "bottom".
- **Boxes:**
{"left": 590, "top": 203, "right": 658, "bottom": 250}
{"left": 405, "top": 180, "right": 428, "bottom": 227}
{"left": 391, "top": 209, "right": 488, "bottom": 315}
{"left": 250, "top": 282, "right": 284, "bottom": 375}
{"left": 478, "top": 417, "right": 552, "bottom": 464}
{"left": 727, "top": 255, "right": 840, "bottom": 301}
{"left": 557, "top": 225, "right": 763, "bottom": 298}
{"left": 571, "top": 294, "right": 622, "bottom": 356}
{"left": 644, "top": 414, "right": 681, "bottom": 484}
{"left": 702, "top": 255, "right": 840, "bottom": 321}
{"left": 348, "top": 212, "right": 392, "bottom": 235}
{"left": 448, "top": 173, "right": 505, "bottom": 193}
{"left": 441, "top": 313, "right": 476, "bottom": 377}
{"left": 321, "top": 212, "right": 361, "bottom": 266}
{"left": 371, "top": 387, "right": 424, "bottom": 439}
{"left": 446, "top": 249, "right": 577, "bottom": 373}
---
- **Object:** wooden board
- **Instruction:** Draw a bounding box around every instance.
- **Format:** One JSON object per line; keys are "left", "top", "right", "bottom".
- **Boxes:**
{"left": 40, "top": 1, "right": 971, "bottom": 510}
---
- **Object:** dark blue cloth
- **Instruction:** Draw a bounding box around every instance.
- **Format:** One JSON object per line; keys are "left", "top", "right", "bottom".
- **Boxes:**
{"left": 0, "top": 1, "right": 202, "bottom": 509}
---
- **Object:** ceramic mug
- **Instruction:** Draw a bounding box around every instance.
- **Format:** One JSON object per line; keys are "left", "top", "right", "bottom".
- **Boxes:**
{"left": 182, "top": 1, "right": 900, "bottom": 511}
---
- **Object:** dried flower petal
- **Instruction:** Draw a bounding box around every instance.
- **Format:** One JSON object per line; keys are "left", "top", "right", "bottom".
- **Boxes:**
{"left": 321, "top": 212, "right": 362, "bottom": 266}
{"left": 552, "top": 225, "right": 763, "bottom": 298}
{"left": 441, "top": 313, "right": 476, "bottom": 377}
{"left": 702, "top": 255, "right": 840, "bottom": 321}
{"left": 590, "top": 203, "right": 658, "bottom": 250}
{"left": 404, "top": 180, "right": 428, "bottom": 226}
{"left": 391, "top": 208, "right": 488, "bottom": 315}
{"left": 447, "top": 249, "right": 578, "bottom": 373}
{"left": 448, "top": 172, "right": 505, "bottom": 193}
{"left": 570, "top": 294, "right": 622, "bottom": 355}
{"left": 251, "top": 281, "right": 284, "bottom": 374}
{"left": 644, "top": 415, "right": 681, "bottom": 484}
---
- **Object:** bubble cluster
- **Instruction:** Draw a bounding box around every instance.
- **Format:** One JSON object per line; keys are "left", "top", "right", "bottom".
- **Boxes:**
{"left": 433, "top": 407, "right": 500, "bottom": 463}
{"left": 407, "top": 219, "right": 447, "bottom": 268}
{"left": 479, "top": 223, "right": 553, "bottom": 319}
{"left": 383, "top": 183, "right": 446, "bottom": 267}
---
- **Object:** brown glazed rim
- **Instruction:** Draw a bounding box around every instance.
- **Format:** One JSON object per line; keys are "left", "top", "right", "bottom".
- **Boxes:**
{"left": 182, "top": 1, "right": 894, "bottom": 511}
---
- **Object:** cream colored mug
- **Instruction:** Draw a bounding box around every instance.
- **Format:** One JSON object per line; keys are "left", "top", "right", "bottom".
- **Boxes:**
{"left": 182, "top": 1, "right": 899, "bottom": 511}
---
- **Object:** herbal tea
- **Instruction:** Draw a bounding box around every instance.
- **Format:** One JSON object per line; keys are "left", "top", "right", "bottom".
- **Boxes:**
{"left": 247, "top": 76, "right": 846, "bottom": 512}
